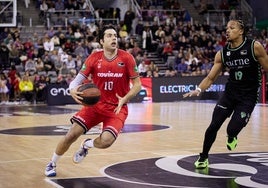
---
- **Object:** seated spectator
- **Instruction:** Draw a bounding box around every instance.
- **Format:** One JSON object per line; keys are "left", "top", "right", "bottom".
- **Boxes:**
{"left": 47, "top": 0, "right": 55, "bottom": 14}
{"left": 31, "top": 48, "right": 41, "bottom": 60}
{"left": 161, "top": 42, "right": 173, "bottom": 62}
{"left": 142, "top": 53, "right": 151, "bottom": 65}
{"left": 154, "top": 26, "right": 165, "bottom": 40}
{"left": 138, "top": 60, "right": 148, "bottom": 77}
{"left": 165, "top": 66, "right": 177, "bottom": 77}
{"left": 51, "top": 35, "right": 60, "bottom": 47}
{"left": 58, "top": 62, "right": 69, "bottom": 77}
{"left": 201, "top": 59, "right": 213, "bottom": 75}
{"left": 19, "top": 74, "right": 35, "bottom": 103}
{"left": 54, "top": 0, "right": 65, "bottom": 14}
{"left": 74, "top": 41, "right": 86, "bottom": 58}
{"left": 59, "top": 33, "right": 66, "bottom": 46}
{"left": 146, "top": 70, "right": 153, "bottom": 77}
{"left": 75, "top": 54, "right": 83, "bottom": 71}
{"left": 177, "top": 58, "right": 190, "bottom": 76}
{"left": 175, "top": 51, "right": 183, "bottom": 67}
{"left": 87, "top": 21, "right": 97, "bottom": 33}
{"left": 64, "top": 38, "right": 74, "bottom": 53}
{"left": 35, "top": 57, "right": 45, "bottom": 72}
{"left": 43, "top": 53, "right": 54, "bottom": 72}
{"left": 50, "top": 49, "right": 60, "bottom": 66}
{"left": 189, "top": 59, "right": 202, "bottom": 76}
{"left": 27, "top": 46, "right": 35, "bottom": 59}
{"left": 74, "top": 28, "right": 83, "bottom": 40}
{"left": 31, "top": 32, "right": 40, "bottom": 48}
{"left": 54, "top": 58, "right": 63, "bottom": 74}
{"left": 153, "top": 70, "right": 159, "bottom": 77}
{"left": 35, "top": 75, "right": 48, "bottom": 102}
{"left": 119, "top": 25, "right": 129, "bottom": 39}
{"left": 65, "top": 55, "right": 77, "bottom": 75}
{"left": 23, "top": 38, "right": 33, "bottom": 53}
{"left": 213, "top": 40, "right": 223, "bottom": 52}
{"left": 134, "top": 52, "right": 143, "bottom": 66}
{"left": 43, "top": 37, "right": 55, "bottom": 52}
{"left": 148, "top": 60, "right": 159, "bottom": 73}
{"left": 64, "top": 73, "right": 75, "bottom": 85}
{"left": 25, "top": 58, "right": 36, "bottom": 74}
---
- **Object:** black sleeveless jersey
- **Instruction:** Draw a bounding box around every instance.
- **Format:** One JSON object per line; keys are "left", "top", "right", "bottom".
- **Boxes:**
{"left": 221, "top": 38, "right": 262, "bottom": 90}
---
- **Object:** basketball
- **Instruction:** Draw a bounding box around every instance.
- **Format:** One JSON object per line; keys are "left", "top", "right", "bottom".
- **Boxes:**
{"left": 78, "top": 83, "right": 101, "bottom": 106}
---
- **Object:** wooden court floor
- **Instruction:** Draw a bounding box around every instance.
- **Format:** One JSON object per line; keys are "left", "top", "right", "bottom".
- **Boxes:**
{"left": 0, "top": 101, "right": 267, "bottom": 188}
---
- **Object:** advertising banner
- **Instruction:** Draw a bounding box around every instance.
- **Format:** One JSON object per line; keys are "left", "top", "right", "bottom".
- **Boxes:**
{"left": 152, "top": 76, "right": 228, "bottom": 102}
{"left": 46, "top": 84, "right": 76, "bottom": 106}
{"left": 47, "top": 76, "right": 257, "bottom": 105}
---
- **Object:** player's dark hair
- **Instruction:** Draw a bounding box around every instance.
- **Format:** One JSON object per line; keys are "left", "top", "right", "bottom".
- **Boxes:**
{"left": 98, "top": 25, "right": 118, "bottom": 42}
{"left": 235, "top": 19, "right": 248, "bottom": 39}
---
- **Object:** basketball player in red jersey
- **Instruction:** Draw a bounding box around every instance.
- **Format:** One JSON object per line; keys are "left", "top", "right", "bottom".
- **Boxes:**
{"left": 45, "top": 25, "right": 142, "bottom": 177}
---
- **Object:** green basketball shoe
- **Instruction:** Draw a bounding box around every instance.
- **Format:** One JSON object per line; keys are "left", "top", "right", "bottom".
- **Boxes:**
{"left": 227, "top": 136, "right": 237, "bottom": 151}
{"left": 194, "top": 155, "right": 209, "bottom": 169}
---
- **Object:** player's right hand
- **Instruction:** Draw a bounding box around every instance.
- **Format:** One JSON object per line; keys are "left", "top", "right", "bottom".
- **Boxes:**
{"left": 183, "top": 89, "right": 201, "bottom": 98}
{"left": 70, "top": 86, "right": 84, "bottom": 104}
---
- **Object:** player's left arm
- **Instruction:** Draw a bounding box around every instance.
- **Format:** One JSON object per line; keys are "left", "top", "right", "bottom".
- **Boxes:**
{"left": 114, "top": 76, "right": 141, "bottom": 114}
{"left": 124, "top": 76, "right": 142, "bottom": 102}
{"left": 254, "top": 40, "right": 268, "bottom": 72}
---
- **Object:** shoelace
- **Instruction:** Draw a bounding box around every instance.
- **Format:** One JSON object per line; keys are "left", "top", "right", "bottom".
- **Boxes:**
{"left": 79, "top": 148, "right": 88, "bottom": 156}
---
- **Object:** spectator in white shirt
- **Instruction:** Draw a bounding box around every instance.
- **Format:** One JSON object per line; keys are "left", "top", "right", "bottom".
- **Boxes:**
{"left": 138, "top": 60, "right": 148, "bottom": 77}
{"left": 60, "top": 51, "right": 69, "bottom": 64}
{"left": 43, "top": 37, "right": 54, "bottom": 52}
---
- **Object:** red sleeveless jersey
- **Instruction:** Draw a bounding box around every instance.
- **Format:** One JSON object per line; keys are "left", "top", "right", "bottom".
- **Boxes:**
{"left": 79, "top": 49, "right": 139, "bottom": 105}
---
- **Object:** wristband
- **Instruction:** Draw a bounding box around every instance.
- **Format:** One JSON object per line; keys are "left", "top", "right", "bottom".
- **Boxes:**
{"left": 196, "top": 87, "right": 202, "bottom": 93}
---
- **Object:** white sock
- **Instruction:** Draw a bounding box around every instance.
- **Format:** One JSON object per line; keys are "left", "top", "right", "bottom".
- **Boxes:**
{"left": 51, "top": 152, "right": 61, "bottom": 164}
{"left": 83, "top": 139, "right": 94, "bottom": 149}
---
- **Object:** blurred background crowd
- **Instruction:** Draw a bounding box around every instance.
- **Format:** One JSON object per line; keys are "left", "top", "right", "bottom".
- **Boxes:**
{"left": 0, "top": 0, "right": 267, "bottom": 105}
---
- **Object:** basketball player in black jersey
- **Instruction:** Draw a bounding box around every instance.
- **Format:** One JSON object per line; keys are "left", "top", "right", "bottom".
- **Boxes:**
{"left": 183, "top": 19, "right": 268, "bottom": 169}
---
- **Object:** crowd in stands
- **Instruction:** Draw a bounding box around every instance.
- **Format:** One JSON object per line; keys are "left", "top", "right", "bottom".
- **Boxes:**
{"left": 0, "top": 0, "right": 268, "bottom": 105}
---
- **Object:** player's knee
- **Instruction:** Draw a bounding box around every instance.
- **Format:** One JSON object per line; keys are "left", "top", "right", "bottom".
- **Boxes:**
{"left": 210, "top": 105, "right": 231, "bottom": 128}
{"left": 227, "top": 120, "right": 247, "bottom": 135}
{"left": 99, "top": 139, "right": 114, "bottom": 148}
{"left": 229, "top": 112, "right": 250, "bottom": 129}
{"left": 98, "top": 132, "right": 116, "bottom": 148}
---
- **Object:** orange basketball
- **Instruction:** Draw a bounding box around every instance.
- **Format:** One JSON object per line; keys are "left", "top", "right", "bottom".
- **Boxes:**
{"left": 78, "top": 83, "right": 101, "bottom": 106}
